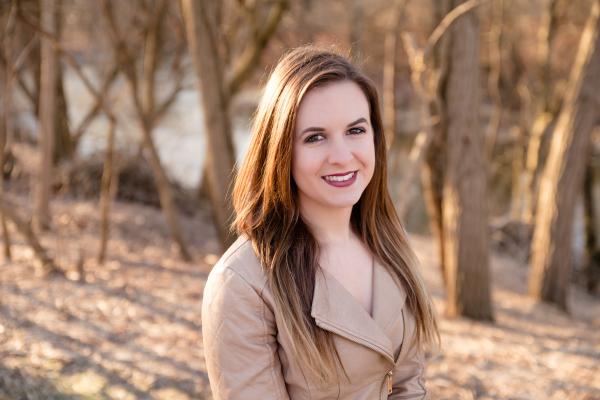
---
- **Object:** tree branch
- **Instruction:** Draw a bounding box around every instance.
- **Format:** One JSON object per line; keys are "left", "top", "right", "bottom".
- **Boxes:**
{"left": 16, "top": 6, "right": 116, "bottom": 120}
{"left": 423, "top": 0, "right": 487, "bottom": 60}
{"left": 72, "top": 65, "right": 119, "bottom": 143}
{"left": 226, "top": 0, "right": 288, "bottom": 97}
{"left": 101, "top": 0, "right": 142, "bottom": 119}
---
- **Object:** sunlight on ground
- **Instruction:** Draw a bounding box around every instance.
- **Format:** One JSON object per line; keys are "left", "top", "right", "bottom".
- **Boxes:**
{"left": 60, "top": 371, "right": 106, "bottom": 395}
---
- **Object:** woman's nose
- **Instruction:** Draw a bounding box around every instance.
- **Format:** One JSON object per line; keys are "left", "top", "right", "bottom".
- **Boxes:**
{"left": 327, "top": 137, "right": 353, "bottom": 165}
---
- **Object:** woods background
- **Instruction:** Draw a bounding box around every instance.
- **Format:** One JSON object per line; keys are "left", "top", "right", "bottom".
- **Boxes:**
{"left": 0, "top": 0, "right": 599, "bottom": 398}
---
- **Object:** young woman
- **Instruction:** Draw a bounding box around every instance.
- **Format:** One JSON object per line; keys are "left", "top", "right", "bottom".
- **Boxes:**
{"left": 202, "top": 46, "right": 439, "bottom": 399}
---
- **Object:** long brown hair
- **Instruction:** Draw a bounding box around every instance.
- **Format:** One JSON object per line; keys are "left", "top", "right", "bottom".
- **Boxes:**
{"left": 232, "top": 46, "right": 439, "bottom": 383}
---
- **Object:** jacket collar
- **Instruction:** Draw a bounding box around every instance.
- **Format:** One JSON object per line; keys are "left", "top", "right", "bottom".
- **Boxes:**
{"left": 310, "top": 258, "right": 407, "bottom": 363}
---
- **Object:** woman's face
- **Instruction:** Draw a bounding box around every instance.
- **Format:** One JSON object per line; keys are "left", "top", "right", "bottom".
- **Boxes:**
{"left": 292, "top": 80, "right": 376, "bottom": 214}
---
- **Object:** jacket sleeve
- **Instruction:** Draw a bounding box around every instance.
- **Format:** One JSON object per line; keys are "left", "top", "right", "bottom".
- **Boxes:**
{"left": 389, "top": 309, "right": 427, "bottom": 399}
{"left": 202, "top": 266, "right": 290, "bottom": 400}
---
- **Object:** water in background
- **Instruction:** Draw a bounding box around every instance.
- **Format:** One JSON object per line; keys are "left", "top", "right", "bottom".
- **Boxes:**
{"left": 33, "top": 68, "right": 256, "bottom": 190}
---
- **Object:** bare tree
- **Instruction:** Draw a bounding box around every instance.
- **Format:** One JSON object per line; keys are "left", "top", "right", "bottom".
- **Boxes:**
{"left": 511, "top": 0, "right": 563, "bottom": 223}
{"left": 0, "top": 2, "right": 57, "bottom": 272}
{"left": 0, "top": 196, "right": 59, "bottom": 274}
{"left": 10, "top": 0, "right": 73, "bottom": 163}
{"left": 529, "top": 1, "right": 600, "bottom": 310}
{"left": 97, "top": 116, "right": 118, "bottom": 264}
{"left": 33, "top": 0, "right": 57, "bottom": 231}
{"left": 180, "top": 0, "right": 288, "bottom": 249}
{"left": 102, "top": 0, "right": 192, "bottom": 261}
{"left": 349, "top": 0, "right": 364, "bottom": 57}
{"left": 441, "top": 0, "right": 492, "bottom": 320}
{"left": 0, "top": 1, "right": 16, "bottom": 260}
{"left": 395, "top": 0, "right": 483, "bottom": 220}
{"left": 484, "top": 0, "right": 504, "bottom": 159}
{"left": 382, "top": 0, "right": 406, "bottom": 149}
{"left": 583, "top": 158, "right": 600, "bottom": 293}
{"left": 384, "top": 0, "right": 484, "bottom": 298}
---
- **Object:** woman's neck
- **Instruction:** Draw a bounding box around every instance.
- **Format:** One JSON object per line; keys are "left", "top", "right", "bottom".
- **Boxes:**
{"left": 300, "top": 202, "right": 354, "bottom": 247}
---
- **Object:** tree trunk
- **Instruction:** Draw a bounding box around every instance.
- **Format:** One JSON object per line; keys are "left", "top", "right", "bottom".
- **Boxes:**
{"left": 513, "top": 0, "right": 561, "bottom": 224}
{"left": 484, "top": 0, "right": 503, "bottom": 159}
{"left": 583, "top": 160, "right": 600, "bottom": 293}
{"left": 51, "top": 0, "right": 74, "bottom": 164}
{"left": 1, "top": 5, "right": 15, "bottom": 260}
{"left": 421, "top": 0, "right": 451, "bottom": 293}
{"left": 33, "top": 0, "right": 57, "bottom": 231}
{"left": 421, "top": 140, "right": 447, "bottom": 287}
{"left": 529, "top": 2, "right": 600, "bottom": 309}
{"left": 53, "top": 63, "right": 74, "bottom": 163}
{"left": 440, "top": 0, "right": 493, "bottom": 320}
{"left": 139, "top": 1, "right": 192, "bottom": 262}
{"left": 97, "top": 117, "right": 117, "bottom": 264}
{"left": 1, "top": 71, "right": 11, "bottom": 260}
{"left": 1, "top": 196, "right": 58, "bottom": 274}
{"left": 349, "top": 0, "right": 364, "bottom": 57}
{"left": 140, "top": 119, "right": 193, "bottom": 262}
{"left": 382, "top": 0, "right": 405, "bottom": 149}
{"left": 180, "top": 0, "right": 237, "bottom": 249}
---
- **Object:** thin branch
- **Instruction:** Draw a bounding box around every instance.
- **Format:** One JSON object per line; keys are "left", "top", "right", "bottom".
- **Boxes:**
{"left": 423, "top": 0, "right": 488, "bottom": 60}
{"left": 72, "top": 65, "right": 119, "bottom": 142}
{"left": 153, "top": 30, "right": 186, "bottom": 124}
{"left": 101, "top": 0, "right": 142, "bottom": 118}
{"left": 16, "top": 7, "right": 116, "bottom": 120}
{"left": 0, "top": 47, "right": 38, "bottom": 107}
{"left": 154, "top": 74, "right": 184, "bottom": 124}
{"left": 226, "top": 0, "right": 288, "bottom": 97}
{"left": 485, "top": 0, "right": 504, "bottom": 159}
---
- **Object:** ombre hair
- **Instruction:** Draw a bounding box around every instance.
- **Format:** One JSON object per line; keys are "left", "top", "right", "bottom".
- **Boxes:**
{"left": 232, "top": 46, "right": 439, "bottom": 383}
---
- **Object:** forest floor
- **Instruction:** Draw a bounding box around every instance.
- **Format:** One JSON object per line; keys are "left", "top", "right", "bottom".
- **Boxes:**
{"left": 0, "top": 194, "right": 599, "bottom": 400}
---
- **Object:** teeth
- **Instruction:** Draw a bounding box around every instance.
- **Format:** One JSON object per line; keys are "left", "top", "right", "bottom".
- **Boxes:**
{"left": 324, "top": 172, "right": 355, "bottom": 182}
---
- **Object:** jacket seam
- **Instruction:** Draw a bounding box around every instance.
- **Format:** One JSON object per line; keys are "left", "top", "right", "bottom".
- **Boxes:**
{"left": 313, "top": 316, "right": 394, "bottom": 361}
{"left": 395, "top": 309, "right": 406, "bottom": 363}
{"left": 218, "top": 237, "right": 251, "bottom": 266}
{"left": 391, "top": 393, "right": 427, "bottom": 400}
{"left": 260, "top": 284, "right": 288, "bottom": 400}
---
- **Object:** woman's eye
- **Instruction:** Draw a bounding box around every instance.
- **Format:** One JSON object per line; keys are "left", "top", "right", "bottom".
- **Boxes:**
{"left": 348, "top": 127, "right": 366, "bottom": 135}
{"left": 305, "top": 134, "right": 324, "bottom": 143}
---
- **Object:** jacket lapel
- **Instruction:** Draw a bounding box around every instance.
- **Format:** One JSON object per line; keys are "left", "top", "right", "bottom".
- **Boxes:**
{"left": 310, "top": 258, "right": 407, "bottom": 364}
{"left": 372, "top": 258, "right": 407, "bottom": 342}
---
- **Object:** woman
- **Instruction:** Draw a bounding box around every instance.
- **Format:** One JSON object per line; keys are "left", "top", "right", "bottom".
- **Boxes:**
{"left": 202, "top": 46, "right": 439, "bottom": 399}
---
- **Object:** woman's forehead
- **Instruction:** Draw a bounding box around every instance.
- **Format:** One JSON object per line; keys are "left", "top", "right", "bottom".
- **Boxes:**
{"left": 295, "top": 81, "right": 370, "bottom": 131}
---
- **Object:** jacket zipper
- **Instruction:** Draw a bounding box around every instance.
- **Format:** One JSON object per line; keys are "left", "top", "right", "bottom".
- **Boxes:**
{"left": 314, "top": 319, "right": 397, "bottom": 398}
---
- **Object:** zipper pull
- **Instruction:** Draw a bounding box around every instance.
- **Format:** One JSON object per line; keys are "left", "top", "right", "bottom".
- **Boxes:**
{"left": 387, "top": 370, "right": 393, "bottom": 394}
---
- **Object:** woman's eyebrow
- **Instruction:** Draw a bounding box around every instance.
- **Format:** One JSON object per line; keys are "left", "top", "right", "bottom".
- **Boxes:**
{"left": 300, "top": 126, "right": 325, "bottom": 135}
{"left": 346, "top": 117, "right": 368, "bottom": 127}
{"left": 299, "top": 117, "right": 368, "bottom": 135}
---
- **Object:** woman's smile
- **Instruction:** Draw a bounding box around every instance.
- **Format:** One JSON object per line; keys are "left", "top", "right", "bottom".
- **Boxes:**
{"left": 322, "top": 171, "right": 358, "bottom": 187}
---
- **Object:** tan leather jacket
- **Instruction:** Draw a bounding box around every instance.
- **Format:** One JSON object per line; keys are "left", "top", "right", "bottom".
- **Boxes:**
{"left": 202, "top": 236, "right": 427, "bottom": 399}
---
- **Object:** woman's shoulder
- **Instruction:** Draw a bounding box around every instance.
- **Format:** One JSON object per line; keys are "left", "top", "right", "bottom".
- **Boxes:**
{"left": 204, "top": 235, "right": 268, "bottom": 295}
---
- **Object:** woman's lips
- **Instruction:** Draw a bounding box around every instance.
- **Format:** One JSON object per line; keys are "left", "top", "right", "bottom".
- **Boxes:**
{"left": 322, "top": 171, "right": 357, "bottom": 187}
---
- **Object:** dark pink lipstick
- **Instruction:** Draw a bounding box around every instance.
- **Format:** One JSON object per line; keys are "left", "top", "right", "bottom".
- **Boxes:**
{"left": 322, "top": 171, "right": 357, "bottom": 187}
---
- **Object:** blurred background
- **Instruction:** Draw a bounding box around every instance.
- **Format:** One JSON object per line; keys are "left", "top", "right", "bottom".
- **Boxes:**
{"left": 0, "top": 0, "right": 599, "bottom": 398}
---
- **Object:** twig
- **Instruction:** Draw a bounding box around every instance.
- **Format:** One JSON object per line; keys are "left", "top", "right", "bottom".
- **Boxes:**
{"left": 72, "top": 65, "right": 119, "bottom": 143}
{"left": 423, "top": 0, "right": 488, "bottom": 60}
{"left": 226, "top": 0, "right": 288, "bottom": 97}
{"left": 16, "top": 7, "right": 116, "bottom": 120}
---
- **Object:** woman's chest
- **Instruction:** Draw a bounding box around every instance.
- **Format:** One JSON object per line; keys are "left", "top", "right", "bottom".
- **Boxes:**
{"left": 319, "top": 246, "right": 374, "bottom": 316}
{"left": 273, "top": 259, "right": 413, "bottom": 399}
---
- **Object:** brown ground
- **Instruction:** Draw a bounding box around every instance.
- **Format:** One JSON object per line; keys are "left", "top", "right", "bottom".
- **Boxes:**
{"left": 0, "top": 195, "right": 599, "bottom": 399}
